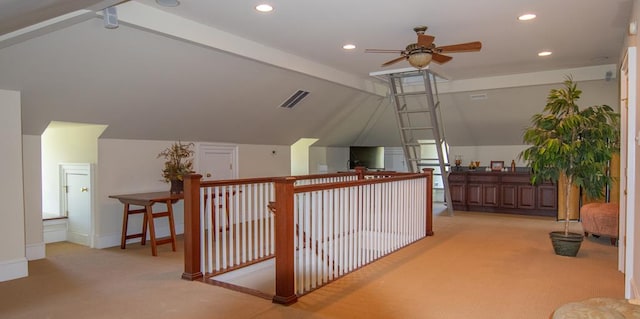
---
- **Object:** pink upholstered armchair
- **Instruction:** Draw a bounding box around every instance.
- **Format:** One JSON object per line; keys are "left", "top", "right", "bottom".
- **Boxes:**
{"left": 580, "top": 202, "right": 619, "bottom": 246}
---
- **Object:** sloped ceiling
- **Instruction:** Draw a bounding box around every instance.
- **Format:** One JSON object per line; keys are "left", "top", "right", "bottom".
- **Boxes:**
{"left": 0, "top": 0, "right": 631, "bottom": 147}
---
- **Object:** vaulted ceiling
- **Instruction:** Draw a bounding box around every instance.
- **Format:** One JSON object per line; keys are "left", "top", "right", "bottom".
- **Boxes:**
{"left": 0, "top": 0, "right": 631, "bottom": 146}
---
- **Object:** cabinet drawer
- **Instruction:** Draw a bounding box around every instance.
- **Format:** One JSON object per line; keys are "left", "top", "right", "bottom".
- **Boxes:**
{"left": 468, "top": 174, "right": 499, "bottom": 183}
{"left": 502, "top": 175, "right": 531, "bottom": 184}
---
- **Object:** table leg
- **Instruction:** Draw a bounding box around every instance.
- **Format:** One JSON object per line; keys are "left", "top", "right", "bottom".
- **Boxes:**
{"left": 166, "top": 200, "right": 177, "bottom": 252}
{"left": 141, "top": 210, "right": 148, "bottom": 246}
{"left": 146, "top": 204, "right": 158, "bottom": 256}
{"left": 120, "top": 203, "right": 130, "bottom": 249}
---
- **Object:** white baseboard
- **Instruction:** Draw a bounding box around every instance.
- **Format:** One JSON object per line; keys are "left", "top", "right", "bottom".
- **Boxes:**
{"left": 0, "top": 257, "right": 28, "bottom": 282}
{"left": 26, "top": 242, "right": 45, "bottom": 260}
{"left": 95, "top": 223, "right": 184, "bottom": 249}
{"left": 67, "top": 231, "right": 89, "bottom": 246}
{"left": 43, "top": 219, "right": 67, "bottom": 244}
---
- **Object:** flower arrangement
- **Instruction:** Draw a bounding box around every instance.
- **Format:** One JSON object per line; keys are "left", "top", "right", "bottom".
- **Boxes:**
{"left": 157, "top": 141, "right": 195, "bottom": 182}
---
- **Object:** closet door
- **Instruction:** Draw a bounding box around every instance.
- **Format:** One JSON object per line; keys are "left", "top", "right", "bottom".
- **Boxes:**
{"left": 196, "top": 144, "right": 238, "bottom": 181}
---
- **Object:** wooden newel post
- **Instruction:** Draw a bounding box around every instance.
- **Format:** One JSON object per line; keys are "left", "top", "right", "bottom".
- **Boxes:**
{"left": 272, "top": 177, "right": 298, "bottom": 305}
{"left": 422, "top": 168, "right": 434, "bottom": 236}
{"left": 182, "top": 174, "right": 203, "bottom": 281}
{"left": 355, "top": 166, "right": 366, "bottom": 180}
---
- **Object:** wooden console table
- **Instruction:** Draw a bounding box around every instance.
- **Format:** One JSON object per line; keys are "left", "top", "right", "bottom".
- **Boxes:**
{"left": 109, "top": 191, "right": 182, "bottom": 256}
{"left": 448, "top": 171, "right": 557, "bottom": 217}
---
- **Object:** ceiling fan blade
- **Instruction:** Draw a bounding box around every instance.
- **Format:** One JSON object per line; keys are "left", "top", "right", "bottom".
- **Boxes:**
{"left": 436, "top": 41, "right": 482, "bottom": 53}
{"left": 365, "top": 49, "right": 404, "bottom": 53}
{"left": 417, "top": 34, "right": 435, "bottom": 47}
{"left": 381, "top": 56, "right": 407, "bottom": 67}
{"left": 431, "top": 53, "right": 453, "bottom": 64}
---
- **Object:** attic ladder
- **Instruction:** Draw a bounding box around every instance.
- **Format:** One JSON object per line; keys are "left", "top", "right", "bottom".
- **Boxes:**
{"left": 385, "top": 69, "right": 454, "bottom": 215}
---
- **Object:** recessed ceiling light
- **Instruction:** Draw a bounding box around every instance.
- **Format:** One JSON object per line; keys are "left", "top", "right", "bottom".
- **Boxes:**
{"left": 538, "top": 51, "right": 552, "bottom": 57}
{"left": 343, "top": 44, "right": 356, "bottom": 50}
{"left": 156, "top": 0, "right": 180, "bottom": 7}
{"left": 255, "top": 4, "right": 273, "bottom": 12}
{"left": 518, "top": 13, "right": 536, "bottom": 21}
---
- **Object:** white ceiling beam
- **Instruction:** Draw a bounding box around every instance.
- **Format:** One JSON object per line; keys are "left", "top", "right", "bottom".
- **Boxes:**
{"left": 0, "top": 10, "right": 94, "bottom": 50}
{"left": 436, "top": 64, "right": 617, "bottom": 94}
{"left": 114, "top": 1, "right": 388, "bottom": 97}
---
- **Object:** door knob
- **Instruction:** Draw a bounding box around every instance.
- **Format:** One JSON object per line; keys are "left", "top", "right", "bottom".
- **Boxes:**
{"left": 206, "top": 173, "right": 212, "bottom": 177}
{"left": 81, "top": 187, "right": 88, "bottom": 192}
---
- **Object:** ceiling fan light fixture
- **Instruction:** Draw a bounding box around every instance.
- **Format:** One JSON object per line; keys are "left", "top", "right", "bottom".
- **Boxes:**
{"left": 156, "top": 0, "right": 180, "bottom": 7}
{"left": 518, "top": 13, "right": 536, "bottom": 21}
{"left": 255, "top": 4, "right": 274, "bottom": 12}
{"left": 407, "top": 52, "right": 432, "bottom": 69}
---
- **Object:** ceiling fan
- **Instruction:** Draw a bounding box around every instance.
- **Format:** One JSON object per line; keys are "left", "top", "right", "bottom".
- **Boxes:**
{"left": 365, "top": 26, "right": 482, "bottom": 69}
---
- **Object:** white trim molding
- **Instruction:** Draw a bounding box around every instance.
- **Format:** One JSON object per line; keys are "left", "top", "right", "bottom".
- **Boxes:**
{"left": 0, "top": 258, "right": 28, "bottom": 282}
{"left": 26, "top": 242, "right": 45, "bottom": 261}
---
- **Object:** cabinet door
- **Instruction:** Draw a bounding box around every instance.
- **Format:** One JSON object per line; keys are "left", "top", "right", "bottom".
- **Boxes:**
{"left": 483, "top": 184, "right": 499, "bottom": 207}
{"left": 450, "top": 183, "right": 466, "bottom": 205}
{"left": 538, "top": 185, "right": 558, "bottom": 210}
{"left": 467, "top": 184, "right": 482, "bottom": 205}
{"left": 501, "top": 185, "right": 517, "bottom": 208}
{"left": 517, "top": 185, "right": 536, "bottom": 209}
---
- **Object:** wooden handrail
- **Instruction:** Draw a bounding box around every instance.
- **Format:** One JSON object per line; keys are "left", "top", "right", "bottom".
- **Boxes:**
{"left": 272, "top": 177, "right": 298, "bottom": 305}
{"left": 196, "top": 169, "right": 411, "bottom": 188}
{"left": 423, "top": 168, "right": 434, "bottom": 236}
{"left": 293, "top": 171, "right": 429, "bottom": 193}
{"left": 182, "top": 174, "right": 203, "bottom": 281}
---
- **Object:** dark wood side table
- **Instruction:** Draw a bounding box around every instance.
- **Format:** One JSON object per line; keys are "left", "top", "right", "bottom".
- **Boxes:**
{"left": 109, "top": 191, "right": 182, "bottom": 256}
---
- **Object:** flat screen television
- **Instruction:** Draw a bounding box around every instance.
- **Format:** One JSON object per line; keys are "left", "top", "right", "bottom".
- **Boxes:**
{"left": 349, "top": 146, "right": 384, "bottom": 170}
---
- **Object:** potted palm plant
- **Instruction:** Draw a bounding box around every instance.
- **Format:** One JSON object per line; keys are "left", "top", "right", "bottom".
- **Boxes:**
{"left": 157, "top": 141, "right": 195, "bottom": 194}
{"left": 519, "top": 77, "right": 619, "bottom": 257}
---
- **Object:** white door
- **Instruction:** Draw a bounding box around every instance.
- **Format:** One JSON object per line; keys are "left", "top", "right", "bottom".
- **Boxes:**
{"left": 61, "top": 164, "right": 93, "bottom": 247}
{"left": 197, "top": 144, "right": 238, "bottom": 181}
{"left": 384, "top": 147, "right": 408, "bottom": 172}
{"left": 621, "top": 47, "right": 638, "bottom": 299}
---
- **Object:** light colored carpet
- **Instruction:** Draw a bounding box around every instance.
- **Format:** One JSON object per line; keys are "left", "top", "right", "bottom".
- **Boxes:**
{"left": 0, "top": 207, "right": 623, "bottom": 318}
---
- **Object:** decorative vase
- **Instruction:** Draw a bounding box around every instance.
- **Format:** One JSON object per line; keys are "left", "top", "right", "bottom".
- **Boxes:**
{"left": 549, "top": 231, "right": 584, "bottom": 257}
{"left": 170, "top": 179, "right": 184, "bottom": 194}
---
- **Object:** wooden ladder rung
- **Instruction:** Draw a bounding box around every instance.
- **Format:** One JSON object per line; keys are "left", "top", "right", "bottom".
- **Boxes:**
{"left": 154, "top": 238, "right": 174, "bottom": 246}
{"left": 152, "top": 212, "right": 170, "bottom": 218}
{"left": 124, "top": 233, "right": 144, "bottom": 240}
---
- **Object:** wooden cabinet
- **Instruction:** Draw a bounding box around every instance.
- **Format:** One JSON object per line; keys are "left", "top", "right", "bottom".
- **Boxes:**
{"left": 500, "top": 184, "right": 517, "bottom": 208}
{"left": 467, "top": 184, "right": 482, "bottom": 206}
{"left": 517, "top": 185, "right": 536, "bottom": 209}
{"left": 483, "top": 184, "right": 499, "bottom": 206}
{"left": 537, "top": 185, "right": 557, "bottom": 210}
{"left": 448, "top": 171, "right": 557, "bottom": 217}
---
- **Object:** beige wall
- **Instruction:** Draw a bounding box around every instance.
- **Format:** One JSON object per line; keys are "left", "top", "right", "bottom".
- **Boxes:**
{"left": 308, "top": 146, "right": 327, "bottom": 174}
{"left": 450, "top": 145, "right": 528, "bottom": 169}
{"left": 0, "top": 89, "right": 27, "bottom": 281}
{"left": 22, "top": 135, "right": 44, "bottom": 260}
{"left": 309, "top": 146, "right": 350, "bottom": 173}
{"left": 237, "top": 144, "right": 291, "bottom": 178}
